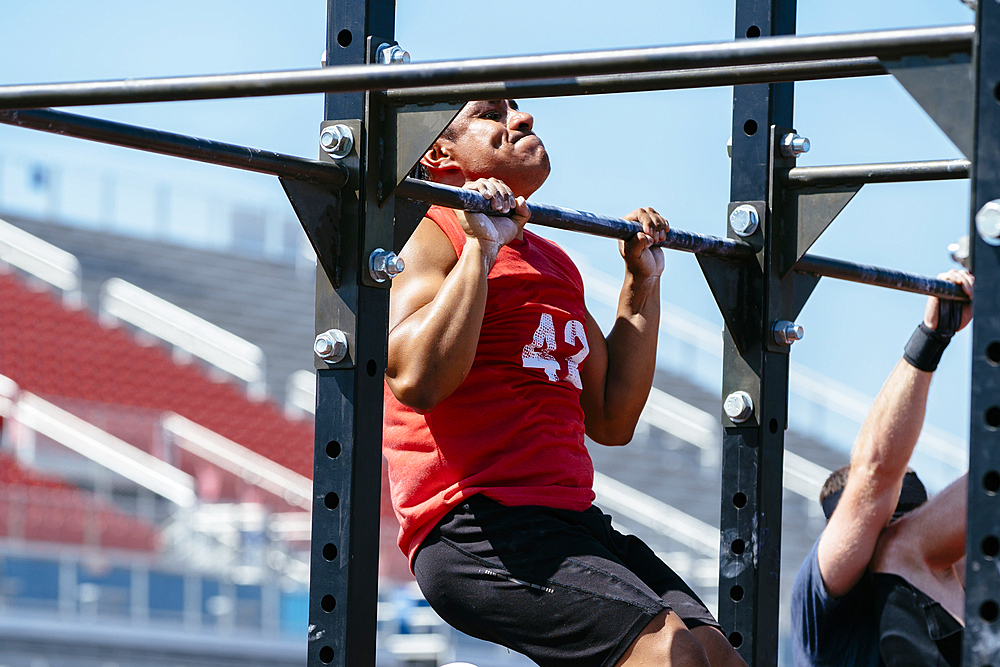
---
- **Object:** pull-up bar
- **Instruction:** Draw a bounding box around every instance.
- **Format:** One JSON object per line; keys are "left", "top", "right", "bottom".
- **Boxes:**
{"left": 397, "top": 179, "right": 970, "bottom": 302}
{"left": 0, "top": 107, "right": 968, "bottom": 302}
{"left": 395, "top": 178, "right": 753, "bottom": 260}
{"left": 0, "top": 108, "right": 348, "bottom": 188}
{"left": 385, "top": 57, "right": 887, "bottom": 104}
{"left": 0, "top": 25, "right": 971, "bottom": 109}
{"left": 782, "top": 159, "right": 970, "bottom": 187}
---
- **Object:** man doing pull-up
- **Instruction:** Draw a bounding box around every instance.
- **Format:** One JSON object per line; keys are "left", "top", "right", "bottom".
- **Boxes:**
{"left": 382, "top": 99, "right": 746, "bottom": 667}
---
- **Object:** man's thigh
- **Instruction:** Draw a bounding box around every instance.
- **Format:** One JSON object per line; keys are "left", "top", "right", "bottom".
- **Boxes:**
{"left": 413, "top": 495, "right": 710, "bottom": 667}
{"left": 604, "top": 520, "right": 719, "bottom": 631}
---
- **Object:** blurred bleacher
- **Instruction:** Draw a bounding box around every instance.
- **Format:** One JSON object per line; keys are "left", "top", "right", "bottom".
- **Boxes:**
{"left": 0, "top": 164, "right": 950, "bottom": 666}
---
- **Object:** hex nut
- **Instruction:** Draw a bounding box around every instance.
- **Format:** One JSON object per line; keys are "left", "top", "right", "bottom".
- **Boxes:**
{"left": 369, "top": 248, "right": 405, "bottom": 283}
{"left": 779, "top": 133, "right": 810, "bottom": 158}
{"left": 949, "top": 235, "right": 970, "bottom": 270}
{"left": 319, "top": 124, "right": 354, "bottom": 159}
{"left": 773, "top": 320, "right": 804, "bottom": 346}
{"left": 376, "top": 43, "right": 410, "bottom": 64}
{"left": 729, "top": 205, "right": 759, "bottom": 237}
{"left": 976, "top": 200, "right": 1000, "bottom": 247}
{"left": 724, "top": 391, "right": 754, "bottom": 423}
{"left": 314, "top": 329, "right": 348, "bottom": 363}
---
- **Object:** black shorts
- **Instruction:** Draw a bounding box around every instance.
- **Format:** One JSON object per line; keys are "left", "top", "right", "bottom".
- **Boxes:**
{"left": 413, "top": 494, "right": 719, "bottom": 667}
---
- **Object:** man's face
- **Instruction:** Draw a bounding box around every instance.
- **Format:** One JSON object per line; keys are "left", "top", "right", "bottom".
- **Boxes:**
{"left": 426, "top": 99, "right": 551, "bottom": 198}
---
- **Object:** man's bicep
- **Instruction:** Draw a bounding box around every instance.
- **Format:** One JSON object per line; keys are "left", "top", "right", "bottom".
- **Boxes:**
{"left": 388, "top": 217, "right": 457, "bottom": 332}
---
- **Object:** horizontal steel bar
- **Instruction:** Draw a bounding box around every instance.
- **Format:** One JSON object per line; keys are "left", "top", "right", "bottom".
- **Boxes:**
{"left": 782, "top": 159, "right": 970, "bottom": 187}
{"left": 0, "top": 108, "right": 348, "bottom": 187}
{"left": 0, "top": 25, "right": 972, "bottom": 109}
{"left": 794, "top": 254, "right": 969, "bottom": 301}
{"left": 396, "top": 178, "right": 754, "bottom": 260}
{"left": 398, "top": 179, "right": 967, "bottom": 300}
{"left": 386, "top": 57, "right": 887, "bottom": 104}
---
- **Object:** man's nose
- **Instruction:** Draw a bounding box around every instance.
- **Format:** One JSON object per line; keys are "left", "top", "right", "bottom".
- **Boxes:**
{"left": 508, "top": 109, "right": 533, "bottom": 133}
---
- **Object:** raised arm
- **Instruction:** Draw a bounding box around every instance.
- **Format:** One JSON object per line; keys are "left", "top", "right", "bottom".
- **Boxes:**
{"left": 386, "top": 181, "right": 529, "bottom": 413}
{"left": 579, "top": 207, "right": 668, "bottom": 445}
{"left": 817, "top": 270, "right": 973, "bottom": 598}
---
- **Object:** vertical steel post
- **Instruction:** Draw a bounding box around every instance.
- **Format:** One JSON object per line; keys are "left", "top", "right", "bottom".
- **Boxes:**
{"left": 306, "top": 2, "right": 395, "bottom": 667}
{"left": 717, "top": 0, "right": 796, "bottom": 664}
{"left": 964, "top": 2, "right": 1000, "bottom": 663}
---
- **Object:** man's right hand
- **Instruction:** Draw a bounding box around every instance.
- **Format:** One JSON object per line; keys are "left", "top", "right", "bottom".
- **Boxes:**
{"left": 924, "top": 269, "right": 973, "bottom": 331}
{"left": 458, "top": 178, "right": 531, "bottom": 261}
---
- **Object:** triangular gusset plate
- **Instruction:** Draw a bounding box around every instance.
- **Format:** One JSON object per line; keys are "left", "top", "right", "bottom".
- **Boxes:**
{"left": 697, "top": 253, "right": 763, "bottom": 357}
{"left": 779, "top": 185, "right": 861, "bottom": 277}
{"left": 393, "top": 197, "right": 431, "bottom": 254}
{"left": 381, "top": 102, "right": 464, "bottom": 202}
{"left": 790, "top": 272, "right": 821, "bottom": 322}
{"left": 882, "top": 53, "right": 974, "bottom": 158}
{"left": 281, "top": 177, "right": 343, "bottom": 289}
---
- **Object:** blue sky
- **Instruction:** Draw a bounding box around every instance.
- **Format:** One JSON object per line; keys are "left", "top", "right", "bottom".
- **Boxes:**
{"left": 0, "top": 0, "right": 977, "bottom": 481}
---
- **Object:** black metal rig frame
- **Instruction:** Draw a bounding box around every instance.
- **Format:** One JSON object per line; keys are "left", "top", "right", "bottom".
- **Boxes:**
{"left": 1, "top": 0, "right": 997, "bottom": 664}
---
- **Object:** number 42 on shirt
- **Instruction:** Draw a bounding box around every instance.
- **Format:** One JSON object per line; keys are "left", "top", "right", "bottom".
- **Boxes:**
{"left": 521, "top": 313, "right": 590, "bottom": 390}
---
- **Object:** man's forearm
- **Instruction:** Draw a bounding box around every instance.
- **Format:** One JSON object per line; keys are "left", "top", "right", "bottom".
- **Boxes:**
{"left": 602, "top": 272, "right": 661, "bottom": 430}
{"left": 850, "top": 359, "right": 932, "bottom": 503}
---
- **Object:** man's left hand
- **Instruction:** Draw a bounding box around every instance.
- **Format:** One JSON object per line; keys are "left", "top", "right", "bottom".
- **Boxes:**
{"left": 620, "top": 207, "right": 668, "bottom": 280}
{"left": 923, "top": 269, "right": 973, "bottom": 332}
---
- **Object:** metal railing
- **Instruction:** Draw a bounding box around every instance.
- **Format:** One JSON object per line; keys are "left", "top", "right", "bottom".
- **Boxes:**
{"left": 101, "top": 278, "right": 267, "bottom": 399}
{"left": 0, "top": 375, "right": 196, "bottom": 507}
{"left": 0, "top": 215, "right": 82, "bottom": 305}
{"left": 161, "top": 413, "right": 312, "bottom": 511}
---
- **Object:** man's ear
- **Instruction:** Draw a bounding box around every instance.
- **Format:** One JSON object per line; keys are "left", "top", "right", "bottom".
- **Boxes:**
{"left": 420, "top": 141, "right": 462, "bottom": 181}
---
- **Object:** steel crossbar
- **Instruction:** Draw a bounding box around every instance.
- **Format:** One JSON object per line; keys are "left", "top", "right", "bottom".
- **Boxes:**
{"left": 0, "top": 25, "right": 972, "bottom": 109}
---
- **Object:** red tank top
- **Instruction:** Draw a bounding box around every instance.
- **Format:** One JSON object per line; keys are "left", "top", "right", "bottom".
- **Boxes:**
{"left": 383, "top": 206, "right": 597, "bottom": 566}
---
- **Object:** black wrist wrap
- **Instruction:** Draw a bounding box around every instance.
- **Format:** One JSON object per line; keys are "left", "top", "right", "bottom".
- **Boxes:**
{"left": 903, "top": 297, "right": 963, "bottom": 372}
{"left": 904, "top": 323, "right": 953, "bottom": 372}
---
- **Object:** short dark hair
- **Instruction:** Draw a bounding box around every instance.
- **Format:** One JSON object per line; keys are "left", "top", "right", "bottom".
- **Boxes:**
{"left": 820, "top": 465, "right": 851, "bottom": 505}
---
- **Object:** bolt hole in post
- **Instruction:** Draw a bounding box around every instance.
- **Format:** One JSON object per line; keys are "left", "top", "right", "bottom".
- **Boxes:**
{"left": 769, "top": 418, "right": 778, "bottom": 434}
{"left": 984, "top": 470, "right": 1000, "bottom": 495}
{"left": 366, "top": 359, "right": 377, "bottom": 377}
{"left": 321, "top": 595, "right": 337, "bottom": 612}
{"left": 746, "top": 25, "right": 761, "bottom": 38}
{"left": 733, "top": 492, "right": 747, "bottom": 509}
{"left": 728, "top": 632, "right": 743, "bottom": 648}
{"left": 743, "top": 119, "right": 757, "bottom": 136}
{"left": 982, "top": 535, "right": 1000, "bottom": 559}
{"left": 326, "top": 440, "right": 341, "bottom": 459}
{"left": 337, "top": 29, "right": 352, "bottom": 47}
{"left": 995, "top": 81, "right": 1000, "bottom": 104}
{"left": 987, "top": 341, "right": 1000, "bottom": 366}
{"left": 323, "top": 543, "right": 338, "bottom": 561}
{"left": 325, "top": 492, "right": 340, "bottom": 510}
{"left": 319, "top": 646, "right": 335, "bottom": 664}
{"left": 986, "top": 406, "right": 1000, "bottom": 429}
{"left": 981, "top": 600, "right": 1000, "bottom": 623}
{"left": 731, "top": 539, "right": 746, "bottom": 555}
{"left": 730, "top": 585, "right": 745, "bottom": 602}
